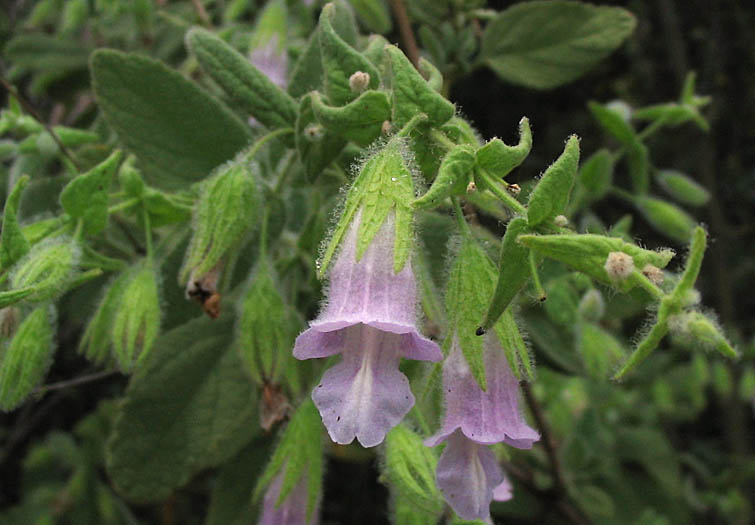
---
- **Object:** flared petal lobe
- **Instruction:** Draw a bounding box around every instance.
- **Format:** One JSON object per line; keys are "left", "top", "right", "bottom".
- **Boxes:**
{"left": 311, "top": 325, "right": 414, "bottom": 447}
{"left": 435, "top": 430, "right": 503, "bottom": 520}
{"left": 427, "top": 336, "right": 539, "bottom": 448}
{"left": 260, "top": 469, "right": 317, "bottom": 525}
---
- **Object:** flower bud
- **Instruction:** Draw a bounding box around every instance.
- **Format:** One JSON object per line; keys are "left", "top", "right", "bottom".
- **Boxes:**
{"left": 554, "top": 214, "right": 569, "bottom": 227}
{"left": 11, "top": 237, "right": 79, "bottom": 301}
{"left": 180, "top": 161, "right": 259, "bottom": 287}
{"left": 668, "top": 311, "right": 738, "bottom": 359}
{"left": 604, "top": 251, "right": 634, "bottom": 281}
{"left": 578, "top": 289, "right": 605, "bottom": 322}
{"left": 112, "top": 262, "right": 161, "bottom": 372}
{"left": 349, "top": 71, "right": 370, "bottom": 93}
{"left": 0, "top": 306, "right": 55, "bottom": 411}
{"left": 642, "top": 263, "right": 664, "bottom": 285}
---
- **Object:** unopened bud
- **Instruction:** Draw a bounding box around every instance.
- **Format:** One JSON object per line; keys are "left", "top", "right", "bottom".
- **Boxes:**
{"left": 668, "top": 311, "right": 738, "bottom": 359}
{"left": 604, "top": 251, "right": 634, "bottom": 281}
{"left": 303, "top": 123, "right": 324, "bottom": 142}
{"left": 466, "top": 181, "right": 477, "bottom": 193}
{"left": 381, "top": 120, "right": 392, "bottom": 135}
{"left": 112, "top": 262, "right": 161, "bottom": 372}
{"left": 642, "top": 264, "right": 664, "bottom": 285}
{"left": 554, "top": 215, "right": 569, "bottom": 227}
{"left": 578, "top": 289, "right": 605, "bottom": 322}
{"left": 186, "top": 262, "right": 223, "bottom": 319}
{"left": 11, "top": 238, "right": 79, "bottom": 301}
{"left": 349, "top": 71, "right": 370, "bottom": 93}
{"left": 507, "top": 183, "right": 521, "bottom": 195}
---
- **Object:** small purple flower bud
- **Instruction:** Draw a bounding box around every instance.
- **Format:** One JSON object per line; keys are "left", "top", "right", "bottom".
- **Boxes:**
{"left": 260, "top": 469, "right": 318, "bottom": 525}
{"left": 294, "top": 211, "right": 442, "bottom": 447}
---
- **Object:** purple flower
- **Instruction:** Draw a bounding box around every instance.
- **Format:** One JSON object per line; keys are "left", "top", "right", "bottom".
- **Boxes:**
{"left": 294, "top": 212, "right": 442, "bottom": 447}
{"left": 425, "top": 336, "right": 538, "bottom": 519}
{"left": 250, "top": 35, "right": 288, "bottom": 89}
{"left": 260, "top": 469, "right": 318, "bottom": 525}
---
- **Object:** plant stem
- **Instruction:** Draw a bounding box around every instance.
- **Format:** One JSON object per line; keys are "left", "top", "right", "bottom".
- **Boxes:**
{"left": 34, "top": 369, "right": 117, "bottom": 394}
{"left": 108, "top": 197, "right": 141, "bottom": 214}
{"left": 241, "top": 128, "right": 294, "bottom": 164}
{"left": 478, "top": 169, "right": 527, "bottom": 215}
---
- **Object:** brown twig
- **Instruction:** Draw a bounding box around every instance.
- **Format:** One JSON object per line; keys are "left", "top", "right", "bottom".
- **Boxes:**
{"left": 190, "top": 0, "right": 211, "bottom": 27}
{"left": 0, "top": 76, "right": 81, "bottom": 171}
{"left": 389, "top": 0, "right": 420, "bottom": 69}
{"left": 521, "top": 381, "right": 591, "bottom": 525}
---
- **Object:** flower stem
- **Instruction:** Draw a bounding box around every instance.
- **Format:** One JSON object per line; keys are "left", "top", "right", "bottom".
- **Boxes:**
{"left": 478, "top": 169, "right": 527, "bottom": 215}
{"left": 241, "top": 128, "right": 294, "bottom": 164}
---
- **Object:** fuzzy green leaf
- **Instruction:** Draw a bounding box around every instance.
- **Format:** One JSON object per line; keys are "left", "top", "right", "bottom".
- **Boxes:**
{"left": 475, "top": 117, "right": 532, "bottom": 178}
{"left": 319, "top": 3, "right": 380, "bottom": 106}
{"left": 310, "top": 90, "right": 390, "bottom": 146}
{"left": 91, "top": 49, "right": 251, "bottom": 190}
{"left": 481, "top": 1, "right": 636, "bottom": 90}
{"left": 60, "top": 150, "right": 122, "bottom": 235}
{"left": 414, "top": 145, "right": 475, "bottom": 209}
{"left": 418, "top": 57, "right": 443, "bottom": 93}
{"left": 186, "top": 27, "right": 298, "bottom": 132}
{"left": 588, "top": 101, "right": 636, "bottom": 145}
{"left": 11, "top": 238, "right": 79, "bottom": 302}
{"left": 79, "top": 271, "right": 131, "bottom": 365}
{"left": 527, "top": 135, "right": 580, "bottom": 226}
{"left": 481, "top": 217, "right": 531, "bottom": 331}
{"left": 518, "top": 233, "right": 675, "bottom": 292}
{"left": 633, "top": 195, "right": 696, "bottom": 243}
{"left": 0, "top": 175, "right": 31, "bottom": 270}
{"left": 655, "top": 170, "right": 710, "bottom": 207}
{"left": 106, "top": 314, "right": 258, "bottom": 503}
{"left": 385, "top": 45, "right": 455, "bottom": 127}
{"left": 0, "top": 307, "right": 55, "bottom": 411}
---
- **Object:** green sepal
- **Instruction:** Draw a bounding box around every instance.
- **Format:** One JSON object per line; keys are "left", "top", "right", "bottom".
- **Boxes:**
{"left": 668, "top": 311, "right": 738, "bottom": 359}
{"left": 186, "top": 27, "right": 298, "bottom": 134}
{"left": 10, "top": 237, "right": 80, "bottom": 302}
{"left": 518, "top": 232, "right": 674, "bottom": 293}
{"left": 296, "top": 93, "right": 347, "bottom": 181}
{"left": 310, "top": 90, "right": 390, "bottom": 146}
{"left": 475, "top": 117, "right": 532, "bottom": 181}
{"left": 142, "top": 189, "right": 193, "bottom": 227}
{"left": 385, "top": 44, "right": 455, "bottom": 127}
{"left": 0, "top": 174, "right": 31, "bottom": 270}
{"left": 319, "top": 3, "right": 380, "bottom": 106}
{"left": 60, "top": 150, "right": 122, "bottom": 235}
{"left": 633, "top": 195, "right": 696, "bottom": 243}
{"left": 318, "top": 138, "right": 414, "bottom": 277}
{"left": 480, "top": 217, "right": 531, "bottom": 331}
{"left": 79, "top": 270, "right": 131, "bottom": 365}
{"left": 0, "top": 287, "right": 36, "bottom": 309}
{"left": 0, "top": 306, "right": 55, "bottom": 411}
{"left": 237, "top": 258, "right": 297, "bottom": 386}
{"left": 445, "top": 237, "right": 497, "bottom": 390}
{"left": 413, "top": 145, "right": 475, "bottom": 209}
{"left": 111, "top": 260, "right": 161, "bottom": 373}
{"left": 253, "top": 400, "right": 323, "bottom": 522}
{"left": 527, "top": 135, "right": 580, "bottom": 226}
{"left": 180, "top": 161, "right": 259, "bottom": 283}
{"left": 493, "top": 308, "right": 533, "bottom": 380}
{"left": 418, "top": 57, "right": 443, "bottom": 93}
{"left": 655, "top": 170, "right": 710, "bottom": 207}
{"left": 383, "top": 424, "right": 443, "bottom": 515}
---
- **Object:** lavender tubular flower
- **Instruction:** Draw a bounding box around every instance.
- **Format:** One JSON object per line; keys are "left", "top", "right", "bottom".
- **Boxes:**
{"left": 260, "top": 469, "right": 317, "bottom": 525}
{"left": 426, "top": 336, "right": 538, "bottom": 520}
{"left": 294, "top": 212, "right": 442, "bottom": 447}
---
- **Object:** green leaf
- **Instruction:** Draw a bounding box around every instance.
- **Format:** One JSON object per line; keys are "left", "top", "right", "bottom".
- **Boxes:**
{"left": 413, "top": 145, "right": 475, "bottom": 209}
{"left": 633, "top": 195, "right": 696, "bottom": 243}
{"left": 475, "top": 117, "right": 532, "bottom": 178}
{"left": 310, "top": 90, "right": 390, "bottom": 146}
{"left": 0, "top": 307, "right": 55, "bottom": 412}
{"left": 518, "top": 233, "right": 675, "bottom": 292}
{"left": 319, "top": 3, "right": 380, "bottom": 106}
{"left": 481, "top": 1, "right": 636, "bottom": 90}
{"left": 1, "top": 175, "right": 31, "bottom": 270}
{"left": 577, "top": 321, "right": 624, "bottom": 379}
{"left": 588, "top": 101, "right": 636, "bottom": 145}
{"left": 386, "top": 45, "right": 455, "bottom": 127}
{"left": 79, "top": 271, "right": 131, "bottom": 365}
{"left": 655, "top": 170, "right": 710, "bottom": 207}
{"left": 296, "top": 93, "right": 346, "bottom": 180}
{"left": 5, "top": 33, "right": 92, "bottom": 72}
{"left": 186, "top": 27, "right": 298, "bottom": 132}
{"left": 418, "top": 57, "right": 443, "bottom": 93}
{"left": 60, "top": 150, "right": 123, "bottom": 235}
{"left": 627, "top": 140, "right": 649, "bottom": 194}
{"left": 527, "top": 135, "right": 580, "bottom": 226}
{"left": 493, "top": 308, "right": 533, "bottom": 380}
{"left": 106, "top": 314, "right": 258, "bottom": 503}
{"left": 91, "top": 49, "right": 251, "bottom": 190}
{"left": 576, "top": 148, "right": 613, "bottom": 202}
{"left": 481, "top": 217, "right": 531, "bottom": 331}
{"left": 350, "top": 0, "right": 392, "bottom": 33}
